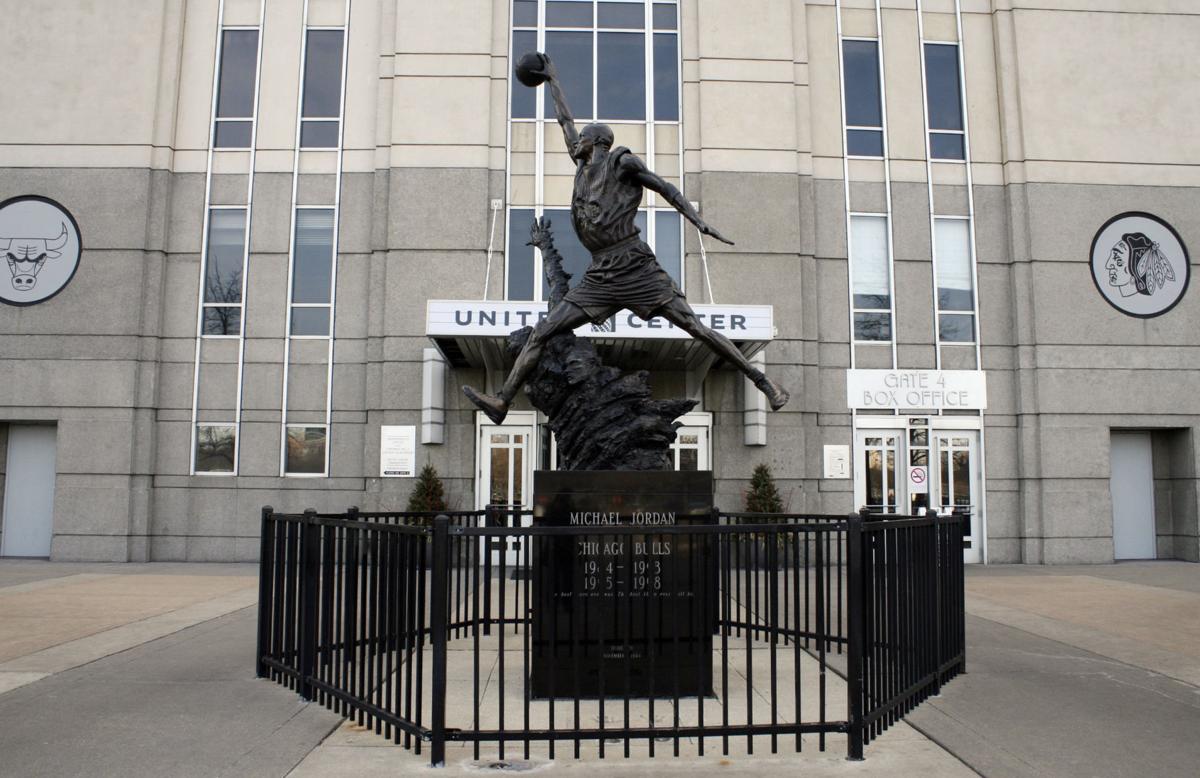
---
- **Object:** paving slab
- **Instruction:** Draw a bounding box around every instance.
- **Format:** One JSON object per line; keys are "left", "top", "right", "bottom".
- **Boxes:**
{"left": 906, "top": 561, "right": 1200, "bottom": 778}
{"left": 0, "top": 563, "right": 258, "bottom": 663}
{"left": 0, "top": 608, "right": 343, "bottom": 778}
{"left": 0, "top": 562, "right": 259, "bottom": 697}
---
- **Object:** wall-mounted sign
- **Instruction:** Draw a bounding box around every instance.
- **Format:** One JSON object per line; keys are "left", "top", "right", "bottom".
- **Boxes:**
{"left": 823, "top": 444, "right": 850, "bottom": 479}
{"left": 908, "top": 465, "right": 928, "bottom": 494}
{"left": 427, "top": 300, "right": 774, "bottom": 341}
{"left": 1090, "top": 212, "right": 1189, "bottom": 318}
{"left": 380, "top": 425, "right": 416, "bottom": 477}
{"left": 0, "top": 195, "right": 83, "bottom": 306}
{"left": 846, "top": 369, "right": 987, "bottom": 411}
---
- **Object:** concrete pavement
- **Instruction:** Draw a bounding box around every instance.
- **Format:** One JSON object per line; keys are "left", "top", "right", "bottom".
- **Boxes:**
{"left": 0, "top": 561, "right": 259, "bottom": 694}
{"left": 907, "top": 562, "right": 1200, "bottom": 778}
{"left": 1, "top": 559, "right": 1197, "bottom": 776}
{"left": 0, "top": 561, "right": 343, "bottom": 777}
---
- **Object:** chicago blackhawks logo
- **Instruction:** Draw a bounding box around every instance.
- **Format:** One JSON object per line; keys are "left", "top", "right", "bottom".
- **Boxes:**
{"left": 1090, "top": 212, "right": 1189, "bottom": 318}
{"left": 0, "top": 196, "right": 83, "bottom": 306}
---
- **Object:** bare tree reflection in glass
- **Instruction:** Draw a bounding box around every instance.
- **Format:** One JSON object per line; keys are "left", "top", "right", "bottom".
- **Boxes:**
{"left": 202, "top": 209, "right": 246, "bottom": 335}
{"left": 196, "top": 425, "right": 235, "bottom": 472}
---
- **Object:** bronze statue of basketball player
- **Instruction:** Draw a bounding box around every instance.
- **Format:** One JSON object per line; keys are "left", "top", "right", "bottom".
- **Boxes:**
{"left": 463, "top": 52, "right": 790, "bottom": 424}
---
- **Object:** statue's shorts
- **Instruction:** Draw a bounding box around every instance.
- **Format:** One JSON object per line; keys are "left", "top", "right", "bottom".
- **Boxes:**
{"left": 561, "top": 235, "right": 685, "bottom": 325}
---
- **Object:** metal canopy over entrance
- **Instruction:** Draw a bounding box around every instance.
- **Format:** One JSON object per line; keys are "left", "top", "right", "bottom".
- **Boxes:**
{"left": 426, "top": 300, "right": 774, "bottom": 371}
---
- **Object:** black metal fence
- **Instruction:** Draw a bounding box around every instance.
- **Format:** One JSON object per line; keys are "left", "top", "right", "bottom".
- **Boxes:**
{"left": 256, "top": 506, "right": 964, "bottom": 765}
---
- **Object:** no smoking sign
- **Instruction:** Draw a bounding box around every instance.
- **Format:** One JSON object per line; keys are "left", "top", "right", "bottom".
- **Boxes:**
{"left": 908, "top": 466, "right": 928, "bottom": 494}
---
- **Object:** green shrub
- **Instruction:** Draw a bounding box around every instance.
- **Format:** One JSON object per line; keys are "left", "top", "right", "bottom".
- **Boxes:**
{"left": 406, "top": 463, "right": 448, "bottom": 513}
{"left": 744, "top": 463, "right": 784, "bottom": 513}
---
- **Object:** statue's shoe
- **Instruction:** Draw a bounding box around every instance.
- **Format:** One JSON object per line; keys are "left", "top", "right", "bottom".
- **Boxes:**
{"left": 755, "top": 375, "right": 791, "bottom": 411}
{"left": 463, "top": 386, "right": 509, "bottom": 424}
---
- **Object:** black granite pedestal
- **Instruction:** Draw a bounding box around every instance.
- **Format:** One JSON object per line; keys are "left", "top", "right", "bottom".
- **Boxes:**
{"left": 530, "top": 470, "right": 716, "bottom": 699}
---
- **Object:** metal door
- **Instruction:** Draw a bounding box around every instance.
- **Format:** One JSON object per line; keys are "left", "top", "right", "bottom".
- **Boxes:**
{"left": 932, "top": 431, "right": 982, "bottom": 564}
{"left": 1, "top": 425, "right": 57, "bottom": 557}
{"left": 1110, "top": 431, "right": 1156, "bottom": 560}
{"left": 855, "top": 430, "right": 902, "bottom": 514}
{"left": 478, "top": 423, "right": 534, "bottom": 565}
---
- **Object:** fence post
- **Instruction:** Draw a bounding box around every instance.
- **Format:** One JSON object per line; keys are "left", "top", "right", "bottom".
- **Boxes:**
{"left": 430, "top": 515, "right": 450, "bottom": 767}
{"left": 956, "top": 514, "right": 966, "bottom": 675}
{"left": 297, "top": 509, "right": 320, "bottom": 701}
{"left": 845, "top": 512, "right": 865, "bottom": 761}
{"left": 933, "top": 513, "right": 943, "bottom": 696}
{"left": 256, "top": 506, "right": 275, "bottom": 678}
{"left": 483, "top": 504, "right": 494, "bottom": 636}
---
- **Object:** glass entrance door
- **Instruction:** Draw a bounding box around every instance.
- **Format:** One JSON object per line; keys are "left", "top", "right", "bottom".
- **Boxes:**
{"left": 478, "top": 423, "right": 533, "bottom": 565}
{"left": 855, "top": 430, "right": 902, "bottom": 514}
{"left": 932, "top": 431, "right": 982, "bottom": 564}
{"left": 671, "top": 425, "right": 709, "bottom": 471}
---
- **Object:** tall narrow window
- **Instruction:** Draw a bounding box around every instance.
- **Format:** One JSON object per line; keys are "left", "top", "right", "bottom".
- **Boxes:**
{"left": 300, "top": 29, "right": 345, "bottom": 148}
{"left": 213, "top": 29, "right": 259, "bottom": 148}
{"left": 291, "top": 208, "right": 335, "bottom": 336}
{"left": 507, "top": 208, "right": 536, "bottom": 300}
{"left": 924, "top": 44, "right": 964, "bottom": 160}
{"left": 654, "top": 211, "right": 681, "bottom": 283}
{"left": 842, "top": 39, "right": 883, "bottom": 157}
{"left": 934, "top": 218, "right": 975, "bottom": 342}
{"left": 508, "top": 0, "right": 683, "bottom": 301}
{"left": 850, "top": 215, "right": 891, "bottom": 341}
{"left": 652, "top": 4, "right": 679, "bottom": 121}
{"left": 202, "top": 208, "right": 246, "bottom": 335}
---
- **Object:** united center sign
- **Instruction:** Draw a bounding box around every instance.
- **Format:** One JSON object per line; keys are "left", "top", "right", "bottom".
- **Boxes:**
{"left": 426, "top": 300, "right": 774, "bottom": 341}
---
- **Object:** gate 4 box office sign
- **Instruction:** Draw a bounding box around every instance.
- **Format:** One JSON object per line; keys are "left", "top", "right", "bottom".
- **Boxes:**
{"left": 845, "top": 370, "right": 988, "bottom": 412}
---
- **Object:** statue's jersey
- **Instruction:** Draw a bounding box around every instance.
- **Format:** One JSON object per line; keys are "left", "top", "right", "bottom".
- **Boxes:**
{"left": 571, "top": 146, "right": 642, "bottom": 253}
{"left": 561, "top": 146, "right": 684, "bottom": 325}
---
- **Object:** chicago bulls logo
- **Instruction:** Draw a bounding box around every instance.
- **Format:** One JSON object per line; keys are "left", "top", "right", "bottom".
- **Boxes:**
{"left": 0, "top": 196, "right": 82, "bottom": 306}
{"left": 4, "top": 224, "right": 69, "bottom": 291}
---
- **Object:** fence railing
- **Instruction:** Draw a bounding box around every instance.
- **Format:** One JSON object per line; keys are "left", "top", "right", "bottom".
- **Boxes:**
{"left": 256, "top": 506, "right": 964, "bottom": 766}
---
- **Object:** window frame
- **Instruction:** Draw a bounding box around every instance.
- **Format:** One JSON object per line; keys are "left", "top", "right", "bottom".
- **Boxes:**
{"left": 848, "top": 212, "right": 895, "bottom": 345}
{"left": 922, "top": 41, "right": 967, "bottom": 163}
{"left": 194, "top": 423, "right": 238, "bottom": 476}
{"left": 284, "top": 423, "right": 330, "bottom": 477}
{"left": 280, "top": 12, "right": 351, "bottom": 480}
{"left": 298, "top": 26, "right": 347, "bottom": 150}
{"left": 191, "top": 17, "right": 266, "bottom": 477}
{"left": 199, "top": 205, "right": 249, "bottom": 339}
{"left": 212, "top": 26, "right": 262, "bottom": 150}
{"left": 286, "top": 206, "right": 338, "bottom": 340}
{"left": 932, "top": 215, "right": 978, "bottom": 345}
{"left": 506, "top": 0, "right": 684, "bottom": 302}
{"left": 840, "top": 37, "right": 886, "bottom": 160}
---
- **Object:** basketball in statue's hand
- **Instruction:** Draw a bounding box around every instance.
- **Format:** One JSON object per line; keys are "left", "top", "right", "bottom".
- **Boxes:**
{"left": 515, "top": 51, "right": 550, "bottom": 87}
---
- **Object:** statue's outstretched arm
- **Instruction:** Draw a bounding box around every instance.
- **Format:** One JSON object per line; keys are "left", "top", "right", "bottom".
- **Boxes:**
{"left": 529, "top": 216, "right": 571, "bottom": 307}
{"left": 529, "top": 54, "right": 581, "bottom": 160}
{"left": 620, "top": 154, "right": 734, "bottom": 245}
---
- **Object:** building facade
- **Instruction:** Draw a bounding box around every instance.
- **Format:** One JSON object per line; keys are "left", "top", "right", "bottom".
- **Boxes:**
{"left": 0, "top": 0, "right": 1197, "bottom": 564}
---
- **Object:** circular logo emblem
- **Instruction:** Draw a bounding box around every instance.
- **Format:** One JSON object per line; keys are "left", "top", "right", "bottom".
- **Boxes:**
{"left": 1090, "top": 212, "right": 1189, "bottom": 318}
{"left": 0, "top": 195, "right": 83, "bottom": 306}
